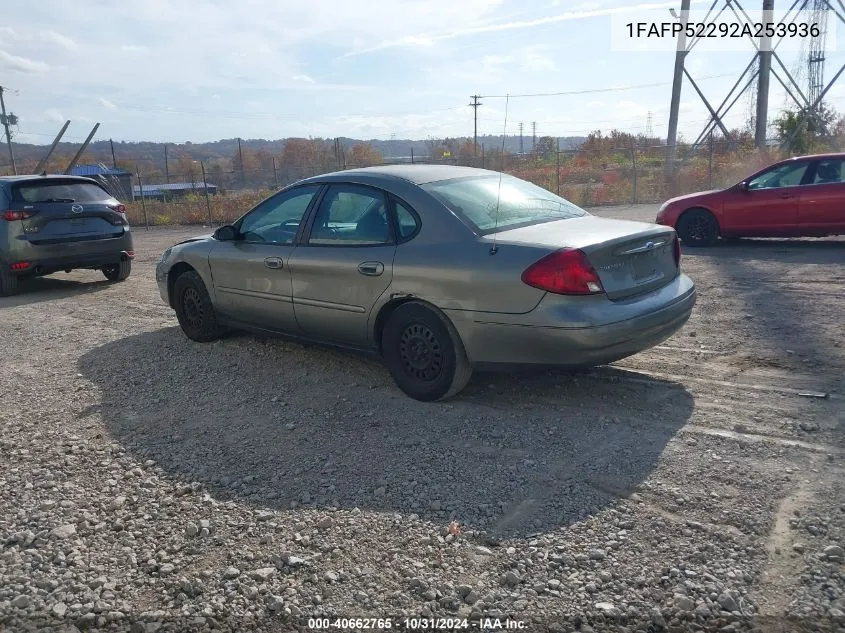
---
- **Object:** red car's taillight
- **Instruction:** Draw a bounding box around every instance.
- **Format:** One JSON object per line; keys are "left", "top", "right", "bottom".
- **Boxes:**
{"left": 673, "top": 235, "right": 681, "bottom": 268}
{"left": 521, "top": 248, "right": 605, "bottom": 295}
{"left": 2, "top": 210, "right": 33, "bottom": 221}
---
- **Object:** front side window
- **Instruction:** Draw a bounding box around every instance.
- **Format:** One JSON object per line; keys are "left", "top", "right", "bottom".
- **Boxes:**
{"left": 238, "top": 185, "right": 321, "bottom": 244}
{"left": 812, "top": 159, "right": 844, "bottom": 184}
{"left": 308, "top": 184, "right": 392, "bottom": 246}
{"left": 421, "top": 174, "right": 588, "bottom": 234}
{"left": 747, "top": 162, "right": 810, "bottom": 190}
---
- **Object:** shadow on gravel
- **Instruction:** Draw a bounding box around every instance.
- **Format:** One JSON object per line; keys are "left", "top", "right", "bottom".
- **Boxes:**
{"left": 0, "top": 274, "right": 113, "bottom": 308}
{"left": 679, "top": 238, "right": 845, "bottom": 265}
{"left": 78, "top": 327, "right": 694, "bottom": 539}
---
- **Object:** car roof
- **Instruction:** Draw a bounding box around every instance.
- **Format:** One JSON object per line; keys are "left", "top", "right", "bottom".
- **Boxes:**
{"left": 297, "top": 164, "right": 505, "bottom": 186}
{"left": 781, "top": 152, "right": 845, "bottom": 162}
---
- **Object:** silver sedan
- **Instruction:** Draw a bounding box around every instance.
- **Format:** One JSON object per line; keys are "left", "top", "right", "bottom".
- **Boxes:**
{"left": 155, "top": 165, "right": 696, "bottom": 401}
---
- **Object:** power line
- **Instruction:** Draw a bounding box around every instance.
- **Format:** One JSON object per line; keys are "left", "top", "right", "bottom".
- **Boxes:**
{"left": 479, "top": 73, "right": 736, "bottom": 99}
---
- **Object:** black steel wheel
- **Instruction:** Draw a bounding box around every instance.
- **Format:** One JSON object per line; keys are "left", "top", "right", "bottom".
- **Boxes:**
{"left": 172, "top": 270, "right": 224, "bottom": 342}
{"left": 382, "top": 301, "right": 472, "bottom": 401}
{"left": 103, "top": 259, "right": 132, "bottom": 281}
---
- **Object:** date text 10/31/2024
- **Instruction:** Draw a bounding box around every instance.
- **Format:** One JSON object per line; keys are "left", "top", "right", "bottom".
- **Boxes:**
{"left": 306, "top": 617, "right": 528, "bottom": 630}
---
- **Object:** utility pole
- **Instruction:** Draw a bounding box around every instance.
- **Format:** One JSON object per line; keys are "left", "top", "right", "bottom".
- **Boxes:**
{"left": 237, "top": 137, "right": 245, "bottom": 187}
{"left": 469, "top": 95, "right": 482, "bottom": 158}
{"left": 164, "top": 144, "right": 170, "bottom": 183}
{"left": 665, "top": 0, "right": 691, "bottom": 178}
{"left": 755, "top": 0, "right": 775, "bottom": 148}
{"left": 532, "top": 122, "right": 537, "bottom": 152}
{"left": 518, "top": 122, "right": 524, "bottom": 154}
{"left": 0, "top": 86, "right": 18, "bottom": 175}
{"left": 110, "top": 138, "right": 117, "bottom": 169}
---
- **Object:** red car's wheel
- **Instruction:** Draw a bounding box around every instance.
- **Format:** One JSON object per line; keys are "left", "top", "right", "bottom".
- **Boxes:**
{"left": 677, "top": 208, "right": 719, "bottom": 247}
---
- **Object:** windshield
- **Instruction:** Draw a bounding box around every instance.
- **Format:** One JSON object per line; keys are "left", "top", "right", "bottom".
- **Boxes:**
{"left": 12, "top": 181, "right": 112, "bottom": 204}
{"left": 421, "top": 174, "right": 589, "bottom": 234}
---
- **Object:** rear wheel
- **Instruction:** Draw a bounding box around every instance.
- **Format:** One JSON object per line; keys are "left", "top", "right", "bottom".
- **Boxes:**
{"left": 382, "top": 301, "right": 472, "bottom": 402}
{"left": 677, "top": 208, "right": 720, "bottom": 246}
{"left": 103, "top": 259, "right": 132, "bottom": 282}
{"left": 173, "top": 270, "right": 224, "bottom": 342}
{"left": 0, "top": 267, "right": 19, "bottom": 297}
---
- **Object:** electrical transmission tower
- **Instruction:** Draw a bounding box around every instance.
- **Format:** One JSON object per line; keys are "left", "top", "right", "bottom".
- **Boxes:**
{"left": 645, "top": 111, "right": 654, "bottom": 139}
{"left": 664, "top": 0, "right": 845, "bottom": 175}
{"left": 518, "top": 122, "right": 524, "bottom": 154}
{"left": 807, "top": 0, "right": 829, "bottom": 111}
{"left": 532, "top": 121, "right": 537, "bottom": 151}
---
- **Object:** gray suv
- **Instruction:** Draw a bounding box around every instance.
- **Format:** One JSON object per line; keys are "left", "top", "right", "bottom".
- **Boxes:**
{"left": 0, "top": 175, "right": 135, "bottom": 296}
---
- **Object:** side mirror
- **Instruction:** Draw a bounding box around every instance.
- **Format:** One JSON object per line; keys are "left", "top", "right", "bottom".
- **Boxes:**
{"left": 214, "top": 225, "right": 237, "bottom": 241}
{"left": 737, "top": 181, "right": 749, "bottom": 192}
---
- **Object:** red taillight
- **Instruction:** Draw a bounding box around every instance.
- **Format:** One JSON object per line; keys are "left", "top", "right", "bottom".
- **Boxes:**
{"left": 521, "top": 248, "right": 605, "bottom": 295}
{"left": 125, "top": 250, "right": 135, "bottom": 257}
{"left": 10, "top": 262, "right": 30, "bottom": 271}
{"left": 109, "top": 204, "right": 126, "bottom": 214}
{"left": 673, "top": 235, "right": 681, "bottom": 267}
{"left": 2, "top": 210, "right": 33, "bottom": 221}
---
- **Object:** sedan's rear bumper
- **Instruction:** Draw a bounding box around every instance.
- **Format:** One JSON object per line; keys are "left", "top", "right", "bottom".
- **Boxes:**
{"left": 447, "top": 273, "right": 696, "bottom": 368}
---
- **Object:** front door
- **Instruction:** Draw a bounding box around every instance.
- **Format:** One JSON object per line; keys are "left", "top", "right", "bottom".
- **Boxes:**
{"left": 288, "top": 183, "right": 396, "bottom": 348}
{"left": 722, "top": 160, "right": 811, "bottom": 236}
{"left": 208, "top": 184, "right": 322, "bottom": 332}
{"left": 799, "top": 158, "right": 845, "bottom": 232}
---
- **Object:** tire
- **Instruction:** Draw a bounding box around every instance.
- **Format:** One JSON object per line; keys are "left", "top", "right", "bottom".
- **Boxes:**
{"left": 676, "top": 208, "right": 720, "bottom": 247}
{"left": 103, "top": 259, "right": 132, "bottom": 282}
{"left": 172, "top": 270, "right": 224, "bottom": 342}
{"left": 0, "top": 267, "right": 19, "bottom": 297}
{"left": 381, "top": 301, "right": 473, "bottom": 402}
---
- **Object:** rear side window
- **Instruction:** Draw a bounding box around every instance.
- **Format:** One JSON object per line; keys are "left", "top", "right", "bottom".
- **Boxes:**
{"left": 394, "top": 199, "right": 420, "bottom": 240}
{"left": 12, "top": 181, "right": 112, "bottom": 204}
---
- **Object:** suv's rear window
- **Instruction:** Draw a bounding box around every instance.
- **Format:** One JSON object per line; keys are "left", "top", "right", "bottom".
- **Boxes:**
{"left": 421, "top": 174, "right": 588, "bottom": 234}
{"left": 12, "top": 181, "right": 112, "bottom": 204}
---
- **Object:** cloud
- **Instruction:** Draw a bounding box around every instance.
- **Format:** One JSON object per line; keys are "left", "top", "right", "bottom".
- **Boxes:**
{"left": 98, "top": 98, "right": 117, "bottom": 109}
{"left": 40, "top": 30, "right": 77, "bottom": 51}
{"left": 344, "top": 1, "right": 706, "bottom": 56}
{"left": 291, "top": 74, "right": 316, "bottom": 84}
{"left": 44, "top": 108, "right": 65, "bottom": 123}
{"left": 121, "top": 44, "right": 148, "bottom": 53}
{"left": 0, "top": 50, "right": 50, "bottom": 73}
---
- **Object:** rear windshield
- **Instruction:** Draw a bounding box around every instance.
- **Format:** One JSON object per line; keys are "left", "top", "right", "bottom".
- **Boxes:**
{"left": 421, "top": 174, "right": 589, "bottom": 234}
{"left": 12, "top": 181, "right": 112, "bottom": 204}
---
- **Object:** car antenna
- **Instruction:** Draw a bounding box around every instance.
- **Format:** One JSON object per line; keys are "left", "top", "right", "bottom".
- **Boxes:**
{"left": 489, "top": 93, "right": 509, "bottom": 256}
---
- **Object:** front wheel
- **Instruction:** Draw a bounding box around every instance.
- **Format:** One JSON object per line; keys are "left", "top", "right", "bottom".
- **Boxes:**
{"left": 676, "top": 209, "right": 720, "bottom": 247}
{"left": 381, "top": 302, "right": 472, "bottom": 402}
{"left": 172, "top": 270, "right": 224, "bottom": 342}
{"left": 103, "top": 259, "right": 132, "bottom": 281}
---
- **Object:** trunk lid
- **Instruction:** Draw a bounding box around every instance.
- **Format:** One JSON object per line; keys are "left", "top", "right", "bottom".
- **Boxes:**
{"left": 10, "top": 179, "right": 127, "bottom": 246}
{"left": 488, "top": 216, "right": 679, "bottom": 300}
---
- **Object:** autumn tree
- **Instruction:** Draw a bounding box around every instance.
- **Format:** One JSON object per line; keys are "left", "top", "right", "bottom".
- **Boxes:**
{"left": 535, "top": 136, "right": 557, "bottom": 160}
{"left": 348, "top": 143, "right": 383, "bottom": 167}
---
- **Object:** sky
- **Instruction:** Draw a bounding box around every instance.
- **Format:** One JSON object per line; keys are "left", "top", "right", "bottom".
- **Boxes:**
{"left": 1, "top": 0, "right": 844, "bottom": 145}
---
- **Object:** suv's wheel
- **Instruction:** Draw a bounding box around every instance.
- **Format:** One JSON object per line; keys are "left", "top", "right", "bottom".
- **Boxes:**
{"left": 173, "top": 270, "right": 224, "bottom": 342}
{"left": 103, "top": 259, "right": 132, "bottom": 281}
{"left": 677, "top": 208, "right": 720, "bottom": 246}
{"left": 381, "top": 301, "right": 472, "bottom": 402}
{"left": 0, "top": 267, "right": 19, "bottom": 297}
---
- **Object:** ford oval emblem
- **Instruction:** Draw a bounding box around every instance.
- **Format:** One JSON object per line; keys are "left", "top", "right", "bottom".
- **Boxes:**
{"left": 71, "top": 204, "right": 84, "bottom": 214}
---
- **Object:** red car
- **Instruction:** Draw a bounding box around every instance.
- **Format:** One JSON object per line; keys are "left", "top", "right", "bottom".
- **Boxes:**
{"left": 656, "top": 153, "right": 845, "bottom": 246}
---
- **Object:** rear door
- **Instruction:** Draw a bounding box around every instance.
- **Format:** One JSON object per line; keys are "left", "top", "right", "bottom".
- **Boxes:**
{"left": 721, "top": 161, "right": 810, "bottom": 235}
{"left": 9, "top": 178, "right": 127, "bottom": 247}
{"left": 208, "top": 184, "right": 322, "bottom": 332}
{"left": 799, "top": 158, "right": 845, "bottom": 232}
{"left": 288, "top": 183, "right": 396, "bottom": 348}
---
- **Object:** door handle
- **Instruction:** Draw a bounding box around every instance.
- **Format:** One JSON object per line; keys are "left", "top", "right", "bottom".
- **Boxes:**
{"left": 779, "top": 193, "right": 794, "bottom": 199}
{"left": 357, "top": 261, "right": 384, "bottom": 276}
{"left": 264, "top": 257, "right": 283, "bottom": 269}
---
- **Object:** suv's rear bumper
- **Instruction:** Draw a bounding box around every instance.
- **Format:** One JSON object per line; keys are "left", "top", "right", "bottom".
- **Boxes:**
{"left": 7, "top": 232, "right": 134, "bottom": 277}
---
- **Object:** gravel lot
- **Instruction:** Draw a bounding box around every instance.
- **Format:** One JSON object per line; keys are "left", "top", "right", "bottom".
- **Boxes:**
{"left": 2, "top": 204, "right": 844, "bottom": 632}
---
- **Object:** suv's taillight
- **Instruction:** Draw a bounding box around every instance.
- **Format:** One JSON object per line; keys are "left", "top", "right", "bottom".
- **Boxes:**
{"left": 109, "top": 204, "right": 126, "bottom": 214}
{"left": 521, "top": 248, "right": 605, "bottom": 295}
{"left": 2, "top": 210, "right": 33, "bottom": 221}
{"left": 673, "top": 235, "right": 681, "bottom": 268}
